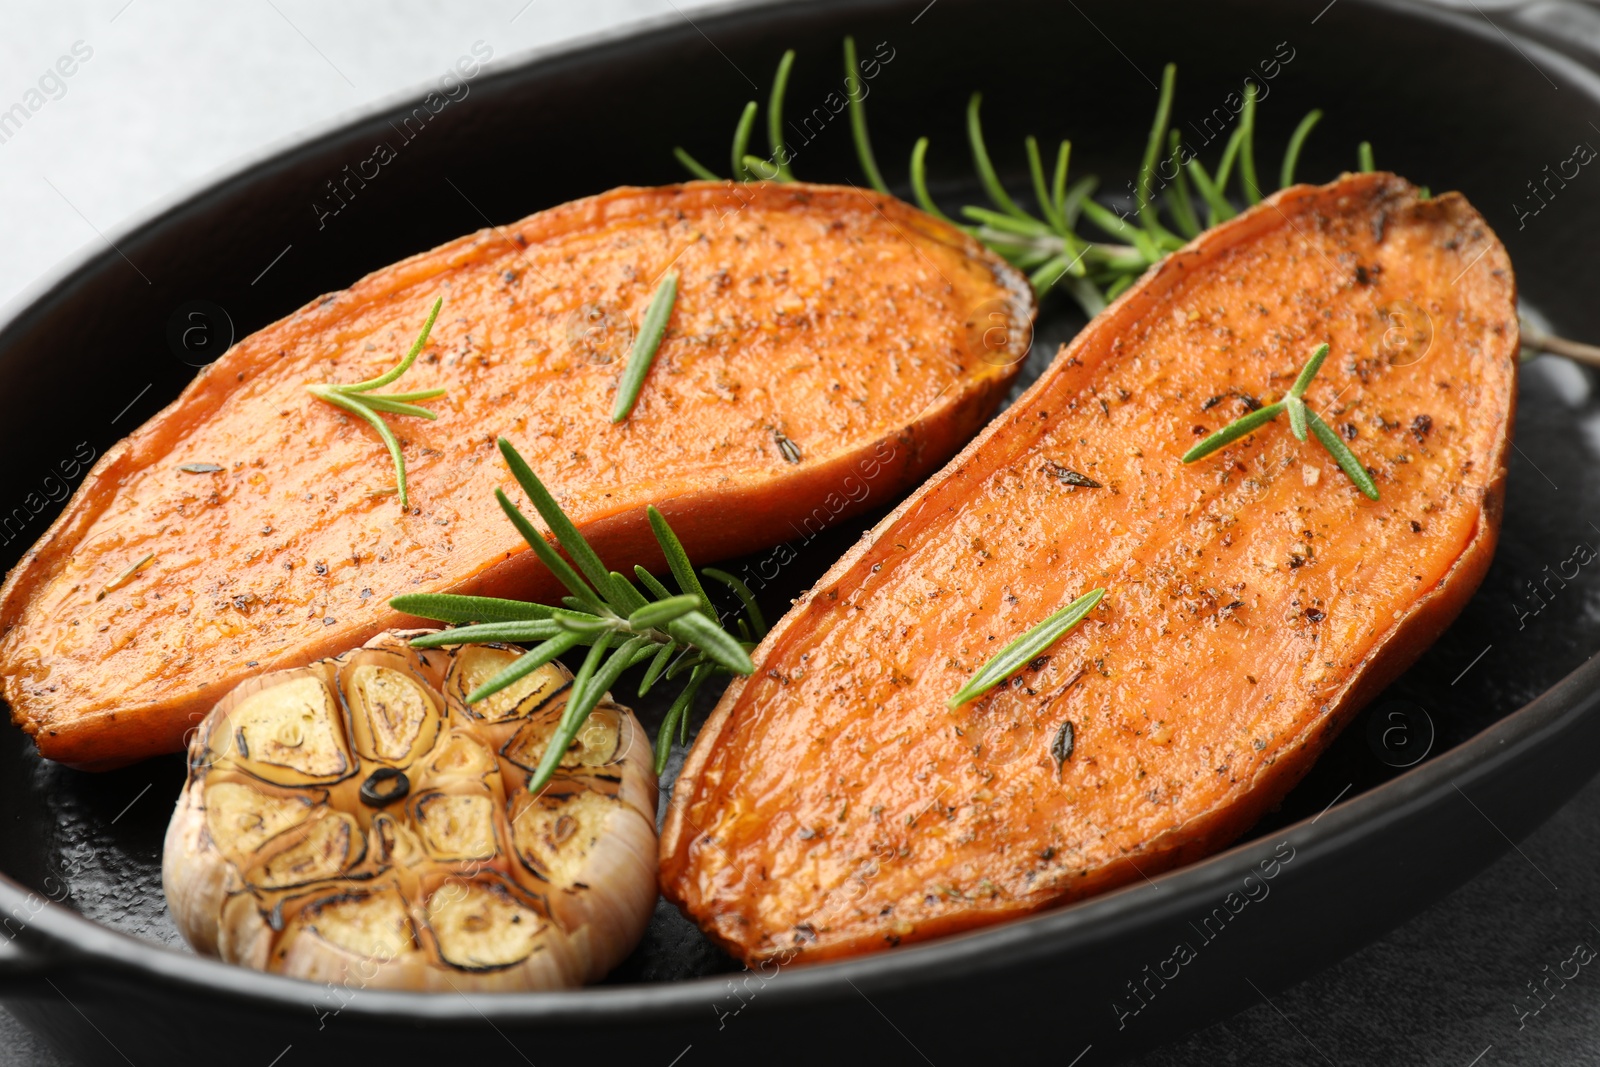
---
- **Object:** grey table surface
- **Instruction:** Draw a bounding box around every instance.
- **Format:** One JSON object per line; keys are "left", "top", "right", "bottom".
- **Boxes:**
{"left": 5, "top": 1, "right": 1600, "bottom": 1064}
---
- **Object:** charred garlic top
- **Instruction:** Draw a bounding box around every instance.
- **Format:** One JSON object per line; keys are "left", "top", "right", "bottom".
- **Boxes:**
{"left": 162, "top": 630, "right": 658, "bottom": 991}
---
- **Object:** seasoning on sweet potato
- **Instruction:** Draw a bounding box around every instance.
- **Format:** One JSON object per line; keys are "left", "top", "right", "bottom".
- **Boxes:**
{"left": 660, "top": 173, "right": 1517, "bottom": 963}
{"left": 0, "top": 182, "right": 1031, "bottom": 770}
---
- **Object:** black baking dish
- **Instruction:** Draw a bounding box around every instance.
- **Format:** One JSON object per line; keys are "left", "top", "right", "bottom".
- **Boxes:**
{"left": 3, "top": 0, "right": 1600, "bottom": 1062}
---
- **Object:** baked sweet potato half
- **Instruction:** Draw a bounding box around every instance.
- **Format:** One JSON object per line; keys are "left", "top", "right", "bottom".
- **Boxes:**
{"left": 0, "top": 181, "right": 1030, "bottom": 770}
{"left": 661, "top": 172, "right": 1517, "bottom": 963}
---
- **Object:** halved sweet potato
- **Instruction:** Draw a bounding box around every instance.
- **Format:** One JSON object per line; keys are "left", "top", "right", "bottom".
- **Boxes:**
{"left": 661, "top": 173, "right": 1517, "bottom": 962}
{"left": 0, "top": 182, "right": 1030, "bottom": 770}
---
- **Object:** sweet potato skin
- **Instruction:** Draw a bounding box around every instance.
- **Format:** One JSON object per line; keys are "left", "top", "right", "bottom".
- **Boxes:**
{"left": 660, "top": 173, "right": 1517, "bottom": 963}
{"left": 0, "top": 182, "right": 1030, "bottom": 770}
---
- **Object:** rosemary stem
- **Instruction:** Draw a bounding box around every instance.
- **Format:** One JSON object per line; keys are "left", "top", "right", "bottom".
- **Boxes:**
{"left": 1521, "top": 323, "right": 1600, "bottom": 368}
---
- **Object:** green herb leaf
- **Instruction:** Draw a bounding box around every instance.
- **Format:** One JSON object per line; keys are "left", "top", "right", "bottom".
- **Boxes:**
{"left": 463, "top": 631, "right": 584, "bottom": 706}
{"left": 1237, "top": 82, "right": 1262, "bottom": 204}
{"left": 967, "top": 93, "right": 1034, "bottom": 224}
{"left": 1286, "top": 394, "right": 1309, "bottom": 442}
{"left": 1309, "top": 410, "right": 1381, "bottom": 499}
{"left": 767, "top": 49, "right": 797, "bottom": 180}
{"left": 1181, "top": 400, "right": 1284, "bottom": 462}
{"left": 611, "top": 271, "right": 679, "bottom": 424}
{"left": 349, "top": 395, "right": 441, "bottom": 421}
{"left": 844, "top": 37, "right": 889, "bottom": 194}
{"left": 389, "top": 593, "right": 558, "bottom": 625}
{"left": 666, "top": 610, "right": 755, "bottom": 675}
{"left": 306, "top": 297, "right": 445, "bottom": 508}
{"left": 1215, "top": 126, "right": 1245, "bottom": 193}
{"left": 342, "top": 298, "right": 442, "bottom": 393}
{"left": 648, "top": 505, "right": 715, "bottom": 617}
{"left": 606, "top": 570, "right": 651, "bottom": 616}
{"left": 1185, "top": 154, "right": 1236, "bottom": 226}
{"left": 962, "top": 205, "right": 1055, "bottom": 238}
{"left": 1137, "top": 64, "right": 1177, "bottom": 232}
{"left": 908, "top": 137, "right": 952, "bottom": 222}
{"left": 553, "top": 613, "right": 613, "bottom": 635}
{"left": 655, "top": 664, "right": 711, "bottom": 775}
{"left": 307, "top": 386, "right": 415, "bottom": 506}
{"left": 1166, "top": 131, "right": 1202, "bottom": 239}
{"left": 563, "top": 631, "right": 613, "bottom": 724}
{"left": 1050, "top": 140, "right": 1072, "bottom": 227}
{"left": 627, "top": 594, "right": 702, "bottom": 631}
{"left": 1027, "top": 136, "right": 1063, "bottom": 232}
{"left": 406, "top": 620, "right": 562, "bottom": 647}
{"left": 948, "top": 588, "right": 1105, "bottom": 708}
{"left": 730, "top": 101, "right": 758, "bottom": 182}
{"left": 498, "top": 438, "right": 622, "bottom": 602}
{"left": 639, "top": 640, "right": 675, "bottom": 696}
{"left": 1289, "top": 343, "right": 1331, "bottom": 399}
{"left": 633, "top": 565, "right": 674, "bottom": 601}
{"left": 702, "top": 566, "right": 767, "bottom": 639}
{"left": 1279, "top": 110, "right": 1323, "bottom": 189}
{"left": 494, "top": 488, "right": 601, "bottom": 609}
{"left": 674, "top": 146, "right": 721, "bottom": 181}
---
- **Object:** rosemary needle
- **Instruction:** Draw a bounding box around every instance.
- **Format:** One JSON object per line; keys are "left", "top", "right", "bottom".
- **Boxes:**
{"left": 97, "top": 552, "right": 155, "bottom": 601}
{"left": 1183, "top": 401, "right": 1285, "bottom": 462}
{"left": 612, "top": 272, "right": 679, "bottom": 423}
{"left": 1279, "top": 110, "right": 1323, "bottom": 189}
{"left": 949, "top": 588, "right": 1104, "bottom": 708}
{"left": 307, "top": 297, "right": 445, "bottom": 508}
{"left": 844, "top": 36, "right": 889, "bottom": 195}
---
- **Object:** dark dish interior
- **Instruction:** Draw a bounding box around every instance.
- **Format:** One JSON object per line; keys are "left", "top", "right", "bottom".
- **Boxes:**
{"left": 3, "top": 0, "right": 1600, "bottom": 1061}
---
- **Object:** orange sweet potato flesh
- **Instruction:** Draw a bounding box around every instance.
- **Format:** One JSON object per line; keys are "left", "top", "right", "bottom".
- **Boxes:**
{"left": 661, "top": 173, "right": 1517, "bottom": 963}
{"left": 0, "top": 182, "right": 1030, "bottom": 770}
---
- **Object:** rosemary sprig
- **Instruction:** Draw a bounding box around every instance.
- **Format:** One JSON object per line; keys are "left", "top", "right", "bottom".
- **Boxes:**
{"left": 674, "top": 45, "right": 1374, "bottom": 318}
{"left": 949, "top": 588, "right": 1104, "bottom": 708}
{"left": 612, "top": 271, "right": 679, "bottom": 423}
{"left": 307, "top": 298, "right": 445, "bottom": 507}
{"left": 1182, "top": 342, "right": 1380, "bottom": 500}
{"left": 390, "top": 437, "right": 761, "bottom": 789}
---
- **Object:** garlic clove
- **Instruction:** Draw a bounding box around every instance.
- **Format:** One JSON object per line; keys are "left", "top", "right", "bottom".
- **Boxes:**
{"left": 506, "top": 779, "right": 657, "bottom": 977}
{"left": 424, "top": 877, "right": 548, "bottom": 970}
{"left": 425, "top": 732, "right": 498, "bottom": 780}
{"left": 243, "top": 812, "right": 365, "bottom": 890}
{"left": 501, "top": 701, "right": 627, "bottom": 772}
{"left": 412, "top": 790, "right": 499, "bottom": 863}
{"left": 204, "top": 668, "right": 354, "bottom": 786}
{"left": 445, "top": 645, "right": 566, "bottom": 722}
{"left": 203, "top": 780, "right": 317, "bottom": 859}
{"left": 338, "top": 648, "right": 443, "bottom": 768}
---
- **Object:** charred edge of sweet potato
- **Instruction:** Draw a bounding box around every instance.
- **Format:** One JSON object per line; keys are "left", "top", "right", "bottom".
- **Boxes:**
{"left": 0, "top": 182, "right": 1033, "bottom": 770}
{"left": 659, "top": 173, "right": 1518, "bottom": 963}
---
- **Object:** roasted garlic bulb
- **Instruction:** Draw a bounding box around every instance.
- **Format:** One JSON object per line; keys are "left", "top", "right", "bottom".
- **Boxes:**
{"left": 162, "top": 630, "right": 658, "bottom": 990}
